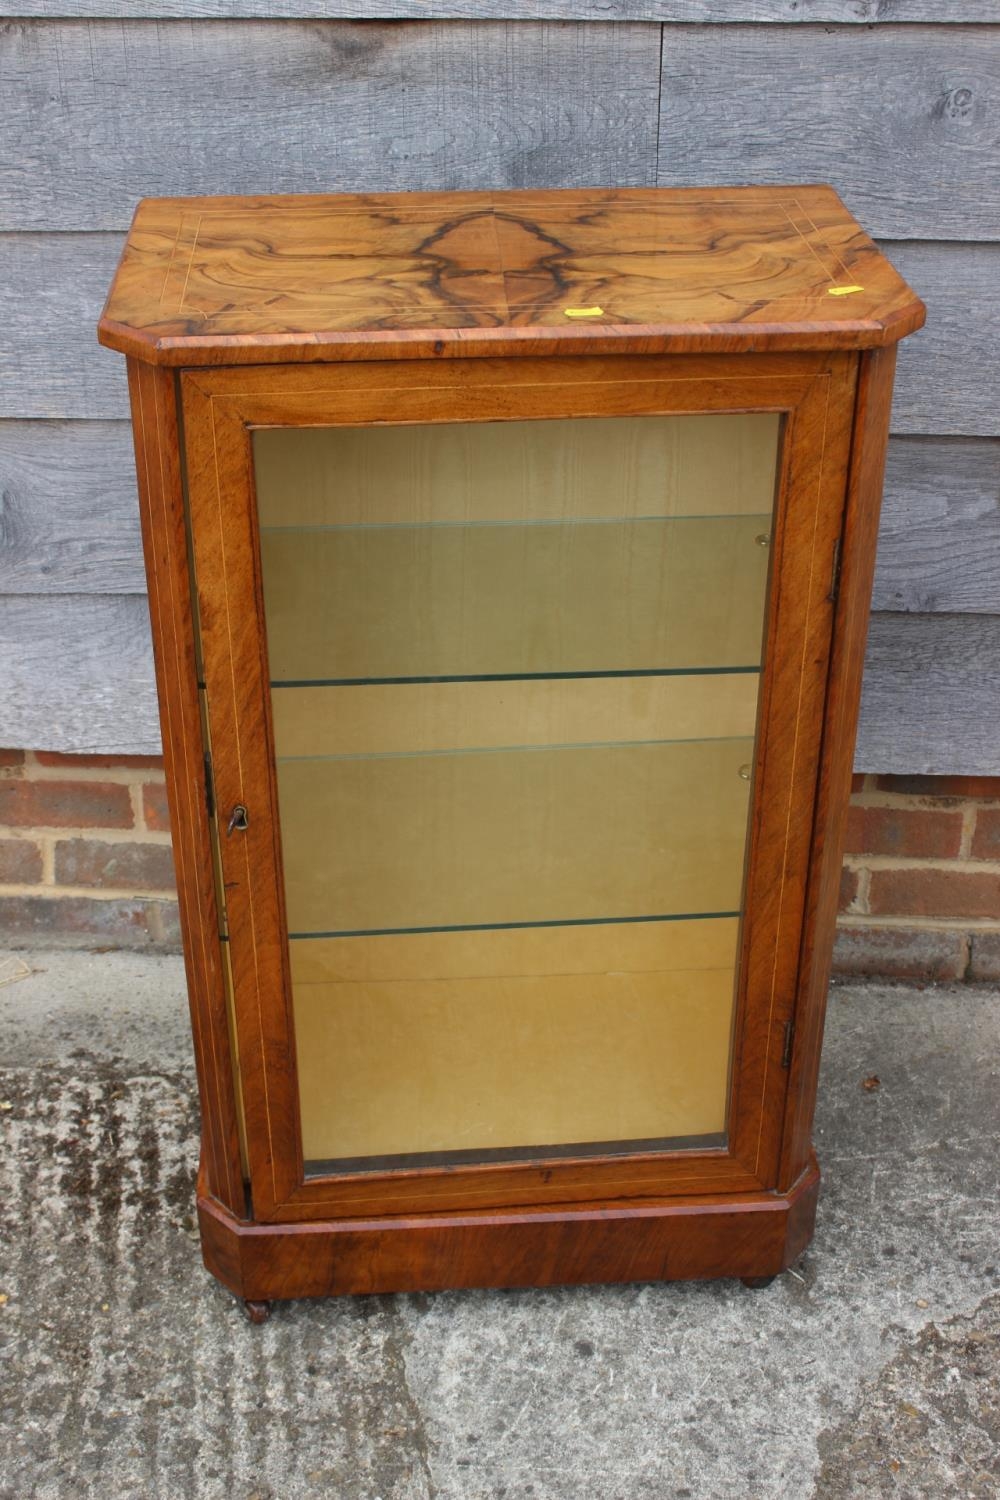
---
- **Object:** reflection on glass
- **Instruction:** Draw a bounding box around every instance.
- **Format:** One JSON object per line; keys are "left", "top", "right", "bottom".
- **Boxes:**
{"left": 252, "top": 412, "right": 780, "bottom": 1171}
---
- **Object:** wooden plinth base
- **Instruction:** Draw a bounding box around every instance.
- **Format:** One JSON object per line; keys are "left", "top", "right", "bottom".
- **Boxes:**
{"left": 197, "top": 1156, "right": 819, "bottom": 1304}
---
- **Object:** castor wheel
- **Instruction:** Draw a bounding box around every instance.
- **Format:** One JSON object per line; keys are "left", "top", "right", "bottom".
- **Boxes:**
{"left": 243, "top": 1299, "right": 272, "bottom": 1324}
{"left": 741, "top": 1275, "right": 777, "bottom": 1290}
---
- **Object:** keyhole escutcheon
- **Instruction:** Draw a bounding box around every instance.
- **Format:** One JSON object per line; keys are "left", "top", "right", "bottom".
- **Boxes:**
{"left": 227, "top": 803, "right": 249, "bottom": 836}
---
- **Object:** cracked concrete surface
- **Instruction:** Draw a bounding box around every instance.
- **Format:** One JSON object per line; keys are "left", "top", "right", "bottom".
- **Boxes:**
{"left": 814, "top": 1294, "right": 1000, "bottom": 1497}
{"left": 1, "top": 950, "right": 998, "bottom": 1498}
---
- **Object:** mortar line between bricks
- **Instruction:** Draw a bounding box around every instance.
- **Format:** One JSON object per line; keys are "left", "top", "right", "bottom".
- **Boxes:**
{"left": 20, "top": 761, "right": 166, "bottom": 786}
{"left": 850, "top": 791, "right": 1000, "bottom": 809}
{"left": 843, "top": 854, "right": 1000, "bottom": 874}
{"left": 836, "top": 914, "right": 1000, "bottom": 932}
{"left": 146, "top": 903, "right": 167, "bottom": 944}
{"left": 0, "top": 883, "right": 177, "bottom": 903}
{"left": 1, "top": 828, "right": 174, "bottom": 847}
{"left": 127, "top": 783, "right": 144, "bottom": 830}
{"left": 959, "top": 804, "right": 976, "bottom": 859}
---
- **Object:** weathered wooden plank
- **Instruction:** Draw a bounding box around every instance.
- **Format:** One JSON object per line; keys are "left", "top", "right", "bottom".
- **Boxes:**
{"left": 2, "top": 423, "right": 996, "bottom": 616}
{"left": 856, "top": 613, "right": 1000, "bottom": 775}
{"left": 0, "top": 430, "right": 994, "bottom": 766}
{"left": 0, "top": 422, "right": 142, "bottom": 594}
{"left": 0, "top": 234, "right": 129, "bottom": 420}
{"left": 3, "top": 596, "right": 995, "bottom": 769}
{"left": 2, "top": 19, "right": 659, "bottom": 232}
{"left": 874, "top": 437, "right": 1000, "bottom": 614}
{"left": 9, "top": 19, "right": 999, "bottom": 238}
{"left": 5, "top": 233, "right": 992, "bottom": 431}
{"left": 0, "top": 593, "right": 160, "bottom": 756}
{"left": 6, "top": 4, "right": 997, "bottom": 21}
{"left": 658, "top": 25, "right": 1000, "bottom": 242}
{"left": 882, "top": 241, "right": 1000, "bottom": 438}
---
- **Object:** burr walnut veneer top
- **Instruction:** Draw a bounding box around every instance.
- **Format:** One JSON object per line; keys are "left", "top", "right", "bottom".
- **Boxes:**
{"left": 99, "top": 185, "right": 924, "bottom": 366}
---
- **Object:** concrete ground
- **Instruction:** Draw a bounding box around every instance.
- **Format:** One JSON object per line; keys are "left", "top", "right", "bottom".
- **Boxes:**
{"left": 1, "top": 952, "right": 998, "bottom": 1500}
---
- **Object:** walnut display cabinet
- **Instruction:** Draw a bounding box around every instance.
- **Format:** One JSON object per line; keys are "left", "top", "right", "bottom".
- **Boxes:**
{"left": 99, "top": 186, "right": 923, "bottom": 1317}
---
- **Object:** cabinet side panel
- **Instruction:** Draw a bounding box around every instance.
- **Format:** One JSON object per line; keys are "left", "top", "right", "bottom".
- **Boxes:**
{"left": 779, "top": 345, "right": 897, "bottom": 1188}
{"left": 127, "top": 358, "right": 246, "bottom": 1217}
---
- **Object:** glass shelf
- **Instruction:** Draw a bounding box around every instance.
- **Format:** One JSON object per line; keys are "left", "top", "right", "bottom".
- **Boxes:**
{"left": 278, "top": 734, "right": 753, "bottom": 937}
{"left": 272, "top": 669, "right": 760, "bottom": 686}
{"left": 260, "top": 513, "right": 771, "bottom": 684}
{"left": 251, "top": 410, "right": 781, "bottom": 1170}
{"left": 271, "top": 671, "right": 760, "bottom": 761}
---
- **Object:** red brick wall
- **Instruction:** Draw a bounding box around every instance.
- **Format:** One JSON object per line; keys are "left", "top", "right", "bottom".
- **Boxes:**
{"left": 2, "top": 751, "right": 998, "bottom": 980}
{"left": 0, "top": 750, "right": 178, "bottom": 948}
{"left": 836, "top": 774, "right": 1000, "bottom": 982}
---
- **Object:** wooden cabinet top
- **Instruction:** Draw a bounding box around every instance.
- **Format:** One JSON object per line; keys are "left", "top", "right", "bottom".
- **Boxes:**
{"left": 99, "top": 185, "right": 924, "bottom": 367}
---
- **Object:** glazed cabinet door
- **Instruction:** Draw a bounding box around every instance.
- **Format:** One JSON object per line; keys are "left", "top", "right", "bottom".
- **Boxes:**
{"left": 180, "top": 353, "right": 856, "bottom": 1222}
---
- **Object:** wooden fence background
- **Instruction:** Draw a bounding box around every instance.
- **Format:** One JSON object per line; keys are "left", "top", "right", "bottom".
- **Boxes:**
{"left": 2, "top": 4, "right": 998, "bottom": 771}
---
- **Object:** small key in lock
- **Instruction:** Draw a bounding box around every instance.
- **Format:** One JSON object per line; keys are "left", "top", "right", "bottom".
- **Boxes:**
{"left": 226, "top": 804, "right": 249, "bottom": 836}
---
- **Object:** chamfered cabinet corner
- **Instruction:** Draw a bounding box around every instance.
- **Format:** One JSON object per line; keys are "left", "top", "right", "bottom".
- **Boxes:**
{"left": 103, "top": 187, "right": 922, "bottom": 1309}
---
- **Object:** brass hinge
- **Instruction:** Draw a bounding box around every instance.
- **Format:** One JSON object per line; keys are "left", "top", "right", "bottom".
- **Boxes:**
{"left": 203, "top": 750, "right": 215, "bottom": 820}
{"left": 781, "top": 1020, "right": 795, "bottom": 1070}
{"left": 827, "top": 537, "right": 843, "bottom": 603}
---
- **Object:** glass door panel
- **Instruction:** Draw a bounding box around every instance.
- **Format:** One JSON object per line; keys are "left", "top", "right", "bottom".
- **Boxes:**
{"left": 252, "top": 412, "right": 781, "bottom": 1172}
